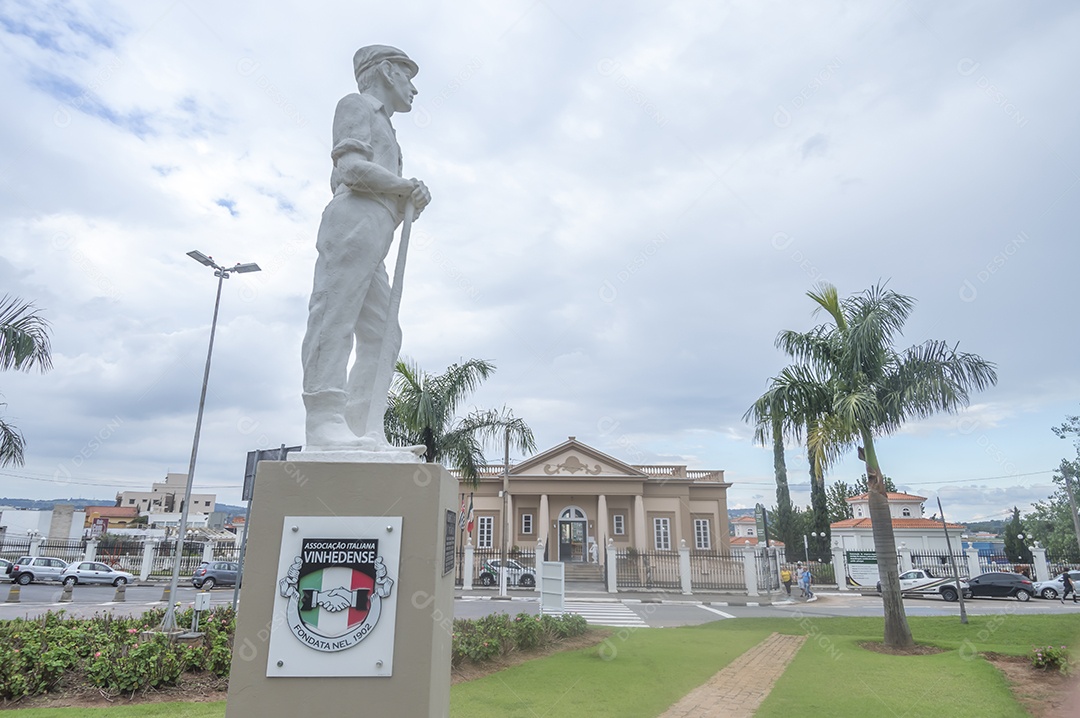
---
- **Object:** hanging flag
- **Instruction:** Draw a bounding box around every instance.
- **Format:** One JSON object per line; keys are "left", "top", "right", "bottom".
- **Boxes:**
{"left": 465, "top": 493, "right": 475, "bottom": 535}
{"left": 458, "top": 493, "right": 467, "bottom": 530}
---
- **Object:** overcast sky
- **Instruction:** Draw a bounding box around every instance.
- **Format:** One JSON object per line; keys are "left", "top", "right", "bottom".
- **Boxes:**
{"left": 0, "top": 1, "right": 1076, "bottom": 523}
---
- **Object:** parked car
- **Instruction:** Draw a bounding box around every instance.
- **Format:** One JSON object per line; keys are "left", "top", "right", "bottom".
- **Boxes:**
{"left": 967, "top": 572, "right": 1034, "bottom": 601}
{"left": 1032, "top": 571, "right": 1080, "bottom": 600}
{"left": 0, "top": 558, "right": 11, "bottom": 580}
{"left": 478, "top": 558, "right": 536, "bottom": 588}
{"left": 192, "top": 561, "right": 240, "bottom": 589}
{"left": 5, "top": 556, "right": 69, "bottom": 585}
{"left": 60, "top": 561, "right": 135, "bottom": 587}
{"left": 876, "top": 568, "right": 971, "bottom": 602}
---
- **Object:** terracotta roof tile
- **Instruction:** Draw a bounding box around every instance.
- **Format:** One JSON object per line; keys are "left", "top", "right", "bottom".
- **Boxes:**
{"left": 845, "top": 492, "right": 927, "bottom": 503}
{"left": 830, "top": 517, "right": 963, "bottom": 530}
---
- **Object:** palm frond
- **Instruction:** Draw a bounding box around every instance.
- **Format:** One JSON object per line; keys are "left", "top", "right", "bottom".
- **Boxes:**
{"left": 0, "top": 295, "right": 52, "bottom": 373}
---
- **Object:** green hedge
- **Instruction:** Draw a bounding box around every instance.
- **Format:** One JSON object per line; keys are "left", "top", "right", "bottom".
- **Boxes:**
{"left": 451, "top": 612, "right": 589, "bottom": 666}
{"left": 0, "top": 607, "right": 234, "bottom": 701}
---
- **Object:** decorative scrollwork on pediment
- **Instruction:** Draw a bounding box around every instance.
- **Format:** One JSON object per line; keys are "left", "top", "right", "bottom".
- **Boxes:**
{"left": 544, "top": 455, "right": 602, "bottom": 475}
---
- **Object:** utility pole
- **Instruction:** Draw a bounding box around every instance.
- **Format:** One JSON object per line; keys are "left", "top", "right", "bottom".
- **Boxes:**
{"left": 937, "top": 497, "right": 967, "bottom": 625}
{"left": 499, "top": 426, "right": 510, "bottom": 598}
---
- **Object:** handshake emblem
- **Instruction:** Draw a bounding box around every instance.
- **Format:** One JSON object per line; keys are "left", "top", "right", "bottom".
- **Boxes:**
{"left": 301, "top": 586, "right": 366, "bottom": 612}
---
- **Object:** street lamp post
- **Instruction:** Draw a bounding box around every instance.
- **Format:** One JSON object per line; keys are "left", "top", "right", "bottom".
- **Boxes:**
{"left": 160, "top": 251, "right": 260, "bottom": 633}
{"left": 803, "top": 531, "right": 822, "bottom": 564}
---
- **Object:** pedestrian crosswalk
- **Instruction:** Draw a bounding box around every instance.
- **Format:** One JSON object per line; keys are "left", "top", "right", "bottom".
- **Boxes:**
{"left": 559, "top": 601, "right": 649, "bottom": 627}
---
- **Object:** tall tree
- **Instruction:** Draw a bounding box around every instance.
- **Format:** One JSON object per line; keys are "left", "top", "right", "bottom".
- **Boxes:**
{"left": 1002, "top": 506, "right": 1033, "bottom": 563}
{"left": 769, "top": 415, "right": 797, "bottom": 549}
{"left": 754, "top": 283, "right": 997, "bottom": 647}
{"left": 826, "top": 480, "right": 854, "bottom": 522}
{"left": 854, "top": 474, "right": 897, "bottom": 495}
{"left": 384, "top": 358, "right": 536, "bottom": 484}
{"left": 0, "top": 296, "right": 52, "bottom": 467}
{"left": 1025, "top": 459, "right": 1080, "bottom": 562}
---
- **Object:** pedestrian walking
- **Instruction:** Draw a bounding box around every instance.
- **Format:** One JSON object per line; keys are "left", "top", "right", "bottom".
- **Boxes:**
{"left": 800, "top": 565, "right": 815, "bottom": 601}
{"left": 1061, "top": 572, "right": 1076, "bottom": 604}
{"left": 781, "top": 567, "right": 792, "bottom": 596}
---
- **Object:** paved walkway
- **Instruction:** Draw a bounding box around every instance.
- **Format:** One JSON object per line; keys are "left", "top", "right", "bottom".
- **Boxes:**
{"left": 658, "top": 632, "right": 806, "bottom": 718}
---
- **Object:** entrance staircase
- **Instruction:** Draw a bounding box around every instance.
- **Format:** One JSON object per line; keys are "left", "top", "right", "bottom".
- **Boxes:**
{"left": 562, "top": 562, "right": 604, "bottom": 585}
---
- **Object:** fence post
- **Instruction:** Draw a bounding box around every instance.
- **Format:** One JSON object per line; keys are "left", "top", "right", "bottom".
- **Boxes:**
{"left": 84, "top": 538, "right": 98, "bottom": 562}
{"left": 462, "top": 539, "right": 474, "bottom": 591}
{"left": 742, "top": 546, "right": 759, "bottom": 597}
{"left": 1031, "top": 545, "right": 1049, "bottom": 583}
{"left": 832, "top": 544, "right": 848, "bottom": 591}
{"left": 29, "top": 536, "right": 42, "bottom": 557}
{"left": 965, "top": 547, "right": 981, "bottom": 579}
{"left": 607, "top": 539, "right": 618, "bottom": 594}
{"left": 898, "top": 544, "right": 913, "bottom": 572}
{"left": 679, "top": 540, "right": 692, "bottom": 595}
{"left": 140, "top": 540, "right": 156, "bottom": 581}
{"left": 535, "top": 540, "right": 544, "bottom": 596}
{"left": 202, "top": 541, "right": 214, "bottom": 564}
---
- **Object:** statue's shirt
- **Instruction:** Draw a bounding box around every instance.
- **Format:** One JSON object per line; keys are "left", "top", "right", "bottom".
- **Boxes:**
{"left": 328, "top": 93, "right": 403, "bottom": 194}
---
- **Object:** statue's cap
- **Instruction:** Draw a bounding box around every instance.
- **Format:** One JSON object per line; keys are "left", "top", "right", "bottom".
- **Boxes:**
{"left": 353, "top": 45, "right": 418, "bottom": 80}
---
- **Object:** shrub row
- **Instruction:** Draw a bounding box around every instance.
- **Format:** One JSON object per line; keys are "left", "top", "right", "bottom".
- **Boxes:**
{"left": 0, "top": 606, "right": 235, "bottom": 701}
{"left": 451, "top": 612, "right": 589, "bottom": 666}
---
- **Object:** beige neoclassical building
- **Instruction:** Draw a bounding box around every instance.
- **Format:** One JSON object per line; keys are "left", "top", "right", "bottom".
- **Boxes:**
{"left": 455, "top": 437, "right": 732, "bottom": 561}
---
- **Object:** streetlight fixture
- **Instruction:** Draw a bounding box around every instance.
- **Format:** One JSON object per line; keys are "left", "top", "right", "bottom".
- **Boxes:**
{"left": 803, "top": 531, "right": 822, "bottom": 564}
{"left": 160, "top": 251, "right": 260, "bottom": 633}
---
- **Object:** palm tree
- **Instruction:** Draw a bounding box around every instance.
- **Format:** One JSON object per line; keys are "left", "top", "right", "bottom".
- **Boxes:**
{"left": 0, "top": 295, "right": 52, "bottom": 467}
{"left": 752, "top": 283, "right": 996, "bottom": 647}
{"left": 384, "top": 358, "right": 536, "bottom": 484}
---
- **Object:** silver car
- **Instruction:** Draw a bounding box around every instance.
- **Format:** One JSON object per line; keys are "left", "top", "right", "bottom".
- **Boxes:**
{"left": 6, "top": 556, "right": 69, "bottom": 585}
{"left": 61, "top": 561, "right": 135, "bottom": 587}
{"left": 1032, "top": 570, "right": 1080, "bottom": 600}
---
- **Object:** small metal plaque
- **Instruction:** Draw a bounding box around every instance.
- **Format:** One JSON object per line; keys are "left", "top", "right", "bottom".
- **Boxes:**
{"left": 444, "top": 510, "right": 456, "bottom": 576}
{"left": 267, "top": 516, "right": 401, "bottom": 678}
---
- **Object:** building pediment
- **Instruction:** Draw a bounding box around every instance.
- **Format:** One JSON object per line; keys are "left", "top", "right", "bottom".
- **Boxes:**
{"left": 511, "top": 438, "right": 647, "bottom": 479}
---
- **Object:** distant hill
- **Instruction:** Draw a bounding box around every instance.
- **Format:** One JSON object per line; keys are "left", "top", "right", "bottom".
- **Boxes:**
{"left": 0, "top": 498, "right": 246, "bottom": 517}
{"left": 963, "top": 519, "right": 1006, "bottom": 534}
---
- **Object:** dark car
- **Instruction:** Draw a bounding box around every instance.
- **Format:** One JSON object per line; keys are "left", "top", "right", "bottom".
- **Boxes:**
{"left": 192, "top": 561, "right": 239, "bottom": 589}
{"left": 967, "top": 572, "right": 1034, "bottom": 601}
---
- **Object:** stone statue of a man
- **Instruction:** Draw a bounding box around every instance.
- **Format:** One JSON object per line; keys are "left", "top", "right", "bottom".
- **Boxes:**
{"left": 301, "top": 45, "right": 431, "bottom": 452}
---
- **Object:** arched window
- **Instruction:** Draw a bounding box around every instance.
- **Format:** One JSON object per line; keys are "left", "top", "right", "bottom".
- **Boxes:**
{"left": 559, "top": 507, "right": 586, "bottom": 520}
{"left": 856, "top": 507, "right": 864, "bottom": 517}
{"left": 901, "top": 508, "right": 911, "bottom": 517}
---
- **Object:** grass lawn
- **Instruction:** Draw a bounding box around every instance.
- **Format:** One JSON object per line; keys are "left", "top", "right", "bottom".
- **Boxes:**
{"left": 8, "top": 614, "right": 1080, "bottom": 717}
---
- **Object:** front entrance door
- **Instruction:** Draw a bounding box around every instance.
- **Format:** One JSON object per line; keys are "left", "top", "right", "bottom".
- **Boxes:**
{"left": 558, "top": 520, "right": 586, "bottom": 561}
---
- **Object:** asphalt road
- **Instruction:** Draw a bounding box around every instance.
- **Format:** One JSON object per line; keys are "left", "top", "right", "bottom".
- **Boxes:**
{"left": 3, "top": 582, "right": 1078, "bottom": 625}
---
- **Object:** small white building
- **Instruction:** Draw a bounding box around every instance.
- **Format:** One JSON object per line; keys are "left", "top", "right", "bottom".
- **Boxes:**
{"left": 831, "top": 492, "right": 964, "bottom": 552}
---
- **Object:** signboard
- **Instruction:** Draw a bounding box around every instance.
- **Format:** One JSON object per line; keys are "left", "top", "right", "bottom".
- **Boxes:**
{"left": 846, "top": 550, "right": 880, "bottom": 587}
{"left": 443, "top": 510, "right": 455, "bottom": 575}
{"left": 266, "top": 516, "right": 402, "bottom": 677}
{"left": 243, "top": 445, "right": 302, "bottom": 502}
{"left": 754, "top": 503, "right": 769, "bottom": 546}
{"left": 90, "top": 517, "right": 109, "bottom": 538}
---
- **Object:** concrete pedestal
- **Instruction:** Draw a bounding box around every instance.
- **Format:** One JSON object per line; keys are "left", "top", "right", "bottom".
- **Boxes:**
{"left": 225, "top": 461, "right": 456, "bottom": 718}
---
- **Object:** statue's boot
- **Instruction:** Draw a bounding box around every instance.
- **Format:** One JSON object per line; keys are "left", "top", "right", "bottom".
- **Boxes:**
{"left": 303, "top": 390, "right": 369, "bottom": 450}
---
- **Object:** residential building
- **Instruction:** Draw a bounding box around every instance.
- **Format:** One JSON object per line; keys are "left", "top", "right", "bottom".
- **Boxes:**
{"left": 117, "top": 473, "right": 216, "bottom": 516}
{"left": 82, "top": 506, "right": 140, "bottom": 533}
{"left": 454, "top": 437, "right": 731, "bottom": 560}
{"left": 830, "top": 492, "right": 964, "bottom": 552}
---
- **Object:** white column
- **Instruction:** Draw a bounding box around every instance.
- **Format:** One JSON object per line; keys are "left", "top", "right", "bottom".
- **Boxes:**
{"left": 634, "top": 495, "right": 647, "bottom": 550}
{"left": 463, "top": 539, "right": 475, "bottom": 591}
{"left": 29, "top": 536, "right": 42, "bottom": 557}
{"left": 202, "top": 541, "right": 215, "bottom": 564}
{"left": 679, "top": 540, "right": 692, "bottom": 595}
{"left": 84, "top": 538, "right": 98, "bottom": 562}
{"left": 535, "top": 540, "right": 544, "bottom": 596}
{"left": 832, "top": 544, "right": 848, "bottom": 591}
{"left": 742, "top": 546, "right": 759, "bottom": 597}
{"left": 597, "top": 494, "right": 608, "bottom": 547}
{"left": 139, "top": 540, "right": 156, "bottom": 581}
{"left": 898, "top": 544, "right": 913, "bottom": 572}
{"left": 606, "top": 539, "right": 618, "bottom": 594}
{"left": 965, "top": 547, "right": 981, "bottom": 579}
{"left": 538, "top": 494, "right": 549, "bottom": 550}
{"left": 1031, "top": 545, "right": 1049, "bottom": 583}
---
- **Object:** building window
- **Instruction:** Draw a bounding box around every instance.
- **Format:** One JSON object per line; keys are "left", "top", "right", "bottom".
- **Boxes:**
{"left": 128, "top": 499, "right": 135, "bottom": 505}
{"left": 613, "top": 514, "right": 625, "bottom": 535}
{"left": 901, "top": 507, "right": 911, "bottom": 517}
{"left": 477, "top": 516, "right": 493, "bottom": 549}
{"left": 694, "top": 519, "right": 711, "bottom": 550}
{"left": 521, "top": 513, "right": 533, "bottom": 535}
{"left": 857, "top": 507, "right": 864, "bottom": 517}
{"left": 205, "top": 501, "right": 211, "bottom": 507}
{"left": 746, "top": 527, "right": 754, "bottom": 536}
{"left": 653, "top": 517, "right": 671, "bottom": 551}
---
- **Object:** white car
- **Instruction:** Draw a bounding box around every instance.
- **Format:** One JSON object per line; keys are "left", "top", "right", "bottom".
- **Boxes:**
{"left": 1032, "top": 571, "right": 1080, "bottom": 600}
{"left": 478, "top": 558, "right": 536, "bottom": 588}
{"left": 877, "top": 569, "right": 971, "bottom": 602}
{"left": 60, "top": 561, "right": 135, "bottom": 587}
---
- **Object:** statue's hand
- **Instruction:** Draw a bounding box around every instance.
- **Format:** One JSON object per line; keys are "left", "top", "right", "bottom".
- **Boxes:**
{"left": 409, "top": 179, "right": 431, "bottom": 214}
